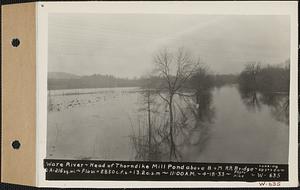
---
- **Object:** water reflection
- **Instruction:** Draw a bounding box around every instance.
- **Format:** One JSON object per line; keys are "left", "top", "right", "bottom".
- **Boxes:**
{"left": 190, "top": 91, "right": 215, "bottom": 123}
{"left": 130, "top": 89, "right": 215, "bottom": 162}
{"left": 238, "top": 89, "right": 261, "bottom": 112}
{"left": 238, "top": 87, "right": 289, "bottom": 125}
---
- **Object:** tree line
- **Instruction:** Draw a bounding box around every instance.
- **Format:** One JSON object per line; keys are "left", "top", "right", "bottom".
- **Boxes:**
{"left": 48, "top": 74, "right": 141, "bottom": 90}
{"left": 238, "top": 59, "right": 290, "bottom": 93}
{"left": 48, "top": 68, "right": 237, "bottom": 91}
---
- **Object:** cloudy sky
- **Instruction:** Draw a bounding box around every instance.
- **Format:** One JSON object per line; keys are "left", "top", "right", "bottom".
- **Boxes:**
{"left": 48, "top": 14, "right": 290, "bottom": 78}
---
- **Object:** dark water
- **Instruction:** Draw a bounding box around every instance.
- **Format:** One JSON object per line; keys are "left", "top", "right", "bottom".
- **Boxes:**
{"left": 47, "top": 85, "right": 289, "bottom": 164}
{"left": 129, "top": 85, "right": 289, "bottom": 164}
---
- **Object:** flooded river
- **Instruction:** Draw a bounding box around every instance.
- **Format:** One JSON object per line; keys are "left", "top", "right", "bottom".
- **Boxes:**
{"left": 47, "top": 85, "right": 289, "bottom": 164}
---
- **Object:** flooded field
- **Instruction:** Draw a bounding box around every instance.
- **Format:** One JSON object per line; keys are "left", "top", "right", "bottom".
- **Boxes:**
{"left": 47, "top": 85, "right": 289, "bottom": 164}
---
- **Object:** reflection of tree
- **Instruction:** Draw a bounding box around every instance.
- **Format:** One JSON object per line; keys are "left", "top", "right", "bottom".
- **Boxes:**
{"left": 138, "top": 88, "right": 156, "bottom": 155}
{"left": 193, "top": 91, "right": 215, "bottom": 123}
{"left": 177, "top": 90, "right": 215, "bottom": 155}
{"left": 130, "top": 89, "right": 215, "bottom": 162}
{"left": 260, "top": 92, "right": 289, "bottom": 125}
{"left": 238, "top": 88, "right": 261, "bottom": 112}
{"left": 238, "top": 88, "right": 289, "bottom": 125}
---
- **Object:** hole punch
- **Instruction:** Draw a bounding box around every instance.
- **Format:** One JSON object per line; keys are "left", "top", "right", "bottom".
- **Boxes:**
{"left": 12, "top": 140, "right": 21, "bottom": 150}
{"left": 11, "top": 38, "right": 20, "bottom": 47}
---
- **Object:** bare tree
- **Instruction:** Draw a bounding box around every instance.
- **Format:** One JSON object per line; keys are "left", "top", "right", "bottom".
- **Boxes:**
{"left": 152, "top": 47, "right": 201, "bottom": 159}
{"left": 239, "top": 62, "right": 261, "bottom": 91}
{"left": 246, "top": 62, "right": 261, "bottom": 86}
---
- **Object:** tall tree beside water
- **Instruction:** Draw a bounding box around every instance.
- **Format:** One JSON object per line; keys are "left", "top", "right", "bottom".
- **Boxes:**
{"left": 151, "top": 48, "right": 209, "bottom": 160}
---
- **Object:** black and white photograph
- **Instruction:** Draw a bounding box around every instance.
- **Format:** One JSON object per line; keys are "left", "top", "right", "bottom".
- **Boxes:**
{"left": 46, "top": 13, "right": 290, "bottom": 165}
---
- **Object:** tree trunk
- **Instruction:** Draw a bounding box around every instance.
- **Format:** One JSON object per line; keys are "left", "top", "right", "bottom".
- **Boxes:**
{"left": 147, "top": 91, "right": 152, "bottom": 158}
{"left": 168, "top": 95, "right": 175, "bottom": 160}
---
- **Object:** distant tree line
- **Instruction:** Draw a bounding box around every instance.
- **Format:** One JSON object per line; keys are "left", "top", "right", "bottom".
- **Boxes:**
{"left": 48, "top": 74, "right": 141, "bottom": 90}
{"left": 48, "top": 71, "right": 238, "bottom": 90}
{"left": 212, "top": 74, "right": 238, "bottom": 87}
{"left": 238, "top": 59, "right": 290, "bottom": 92}
{"left": 140, "top": 72, "right": 238, "bottom": 91}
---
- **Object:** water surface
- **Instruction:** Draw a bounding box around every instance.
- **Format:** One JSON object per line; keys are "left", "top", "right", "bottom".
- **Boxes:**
{"left": 47, "top": 85, "right": 289, "bottom": 164}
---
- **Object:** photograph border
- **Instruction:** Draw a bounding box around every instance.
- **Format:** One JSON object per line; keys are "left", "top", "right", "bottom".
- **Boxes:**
{"left": 36, "top": 1, "right": 298, "bottom": 188}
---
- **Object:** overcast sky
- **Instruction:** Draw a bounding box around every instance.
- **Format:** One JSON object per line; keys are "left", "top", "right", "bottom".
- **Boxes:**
{"left": 48, "top": 14, "right": 290, "bottom": 78}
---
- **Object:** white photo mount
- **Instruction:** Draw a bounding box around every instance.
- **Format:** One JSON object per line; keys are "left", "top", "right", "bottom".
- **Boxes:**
{"left": 1, "top": 1, "right": 298, "bottom": 188}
